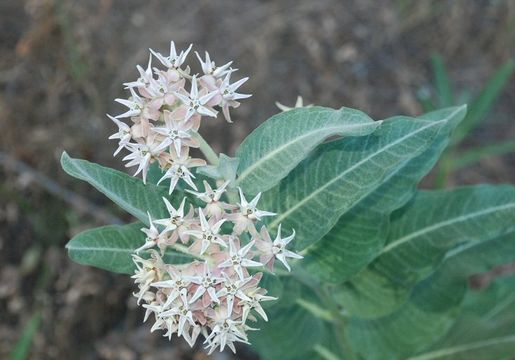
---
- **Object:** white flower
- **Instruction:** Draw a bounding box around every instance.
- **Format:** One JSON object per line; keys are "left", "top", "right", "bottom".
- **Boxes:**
{"left": 204, "top": 308, "right": 249, "bottom": 354}
{"left": 185, "top": 208, "right": 227, "bottom": 255}
{"left": 255, "top": 224, "right": 303, "bottom": 272}
{"left": 186, "top": 180, "right": 231, "bottom": 219}
{"left": 182, "top": 323, "right": 201, "bottom": 347}
{"left": 151, "top": 110, "right": 197, "bottom": 155}
{"left": 195, "top": 51, "right": 233, "bottom": 78}
{"left": 218, "top": 71, "right": 252, "bottom": 122}
{"left": 159, "top": 289, "right": 196, "bottom": 337}
{"left": 226, "top": 188, "right": 276, "bottom": 234}
{"left": 275, "top": 95, "right": 312, "bottom": 112}
{"left": 154, "top": 197, "right": 196, "bottom": 247}
{"left": 241, "top": 289, "right": 276, "bottom": 322}
{"left": 150, "top": 41, "right": 193, "bottom": 70}
{"left": 123, "top": 54, "right": 154, "bottom": 89}
{"left": 114, "top": 87, "right": 146, "bottom": 118}
{"left": 122, "top": 138, "right": 168, "bottom": 184}
{"left": 238, "top": 188, "right": 276, "bottom": 221}
{"left": 116, "top": 42, "right": 291, "bottom": 353}
{"left": 183, "top": 262, "right": 223, "bottom": 304}
{"left": 216, "top": 274, "right": 253, "bottom": 315}
{"left": 131, "top": 251, "right": 163, "bottom": 304}
{"left": 218, "top": 238, "right": 263, "bottom": 280}
{"left": 135, "top": 212, "right": 161, "bottom": 253}
{"left": 157, "top": 147, "right": 205, "bottom": 194}
{"left": 107, "top": 115, "right": 132, "bottom": 156}
{"left": 159, "top": 163, "right": 196, "bottom": 194}
{"left": 152, "top": 271, "right": 191, "bottom": 309}
{"left": 175, "top": 75, "right": 218, "bottom": 121}
{"left": 154, "top": 197, "right": 186, "bottom": 234}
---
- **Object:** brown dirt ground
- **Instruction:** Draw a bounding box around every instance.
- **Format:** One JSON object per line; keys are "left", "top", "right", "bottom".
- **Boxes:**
{"left": 0, "top": 0, "right": 514, "bottom": 359}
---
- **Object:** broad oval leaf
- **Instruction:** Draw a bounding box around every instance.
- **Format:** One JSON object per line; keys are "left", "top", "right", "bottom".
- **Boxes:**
{"left": 339, "top": 185, "right": 515, "bottom": 318}
{"left": 346, "top": 272, "right": 464, "bottom": 360}
{"left": 412, "top": 276, "right": 515, "bottom": 360}
{"left": 61, "top": 152, "right": 172, "bottom": 224}
{"left": 259, "top": 114, "right": 449, "bottom": 250}
{"left": 346, "top": 231, "right": 515, "bottom": 360}
{"left": 66, "top": 222, "right": 193, "bottom": 274}
{"left": 236, "top": 106, "right": 380, "bottom": 195}
{"left": 250, "top": 280, "right": 337, "bottom": 360}
{"left": 301, "top": 106, "right": 466, "bottom": 283}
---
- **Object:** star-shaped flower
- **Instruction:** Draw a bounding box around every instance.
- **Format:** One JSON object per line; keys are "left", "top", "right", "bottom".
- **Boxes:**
{"left": 226, "top": 188, "right": 276, "bottom": 234}
{"left": 157, "top": 147, "right": 206, "bottom": 194}
{"left": 159, "top": 289, "right": 196, "bottom": 337}
{"left": 131, "top": 250, "right": 164, "bottom": 304}
{"left": 122, "top": 137, "right": 168, "bottom": 184}
{"left": 135, "top": 212, "right": 161, "bottom": 253}
{"left": 218, "top": 71, "right": 252, "bottom": 123}
{"left": 174, "top": 75, "right": 218, "bottom": 121}
{"left": 187, "top": 180, "right": 232, "bottom": 220}
{"left": 152, "top": 110, "right": 198, "bottom": 156}
{"left": 255, "top": 225, "right": 303, "bottom": 272}
{"left": 204, "top": 306, "right": 251, "bottom": 354}
{"left": 195, "top": 51, "right": 233, "bottom": 78}
{"left": 150, "top": 41, "right": 193, "bottom": 70}
{"left": 240, "top": 288, "right": 276, "bottom": 322}
{"left": 218, "top": 238, "right": 262, "bottom": 280}
{"left": 152, "top": 270, "right": 191, "bottom": 309}
{"left": 114, "top": 87, "right": 147, "bottom": 119}
{"left": 107, "top": 114, "right": 132, "bottom": 156}
{"left": 183, "top": 262, "right": 223, "bottom": 305}
{"left": 275, "top": 95, "right": 313, "bottom": 112}
{"left": 123, "top": 54, "right": 154, "bottom": 89}
{"left": 185, "top": 208, "right": 227, "bottom": 255}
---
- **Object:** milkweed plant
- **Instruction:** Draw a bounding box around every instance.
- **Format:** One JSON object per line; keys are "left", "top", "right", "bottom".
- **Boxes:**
{"left": 62, "top": 42, "right": 515, "bottom": 359}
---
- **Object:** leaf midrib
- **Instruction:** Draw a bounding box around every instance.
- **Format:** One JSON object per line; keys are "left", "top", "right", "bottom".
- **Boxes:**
{"left": 66, "top": 245, "right": 137, "bottom": 253}
{"left": 406, "top": 334, "right": 515, "bottom": 360}
{"left": 381, "top": 202, "right": 515, "bottom": 254}
{"left": 63, "top": 154, "right": 146, "bottom": 221}
{"left": 237, "top": 122, "right": 378, "bottom": 184}
{"left": 268, "top": 120, "right": 444, "bottom": 230}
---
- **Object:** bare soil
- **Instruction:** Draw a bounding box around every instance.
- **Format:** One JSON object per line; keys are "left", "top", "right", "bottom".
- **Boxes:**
{"left": 1, "top": 0, "right": 514, "bottom": 359}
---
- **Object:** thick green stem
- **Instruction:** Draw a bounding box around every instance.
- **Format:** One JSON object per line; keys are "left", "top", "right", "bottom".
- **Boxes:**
{"left": 319, "top": 285, "right": 356, "bottom": 360}
{"left": 191, "top": 131, "right": 219, "bottom": 166}
{"left": 294, "top": 271, "right": 356, "bottom": 359}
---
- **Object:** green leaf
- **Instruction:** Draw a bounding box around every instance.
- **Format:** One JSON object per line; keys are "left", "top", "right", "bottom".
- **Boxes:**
{"left": 346, "top": 231, "right": 515, "bottom": 360}
{"left": 236, "top": 106, "right": 381, "bottom": 195}
{"left": 346, "top": 270, "right": 465, "bottom": 360}
{"left": 9, "top": 312, "right": 42, "bottom": 360}
{"left": 411, "top": 277, "right": 515, "bottom": 360}
{"left": 453, "top": 59, "right": 515, "bottom": 144}
{"left": 301, "top": 106, "right": 466, "bottom": 283}
{"left": 259, "top": 111, "right": 452, "bottom": 252}
{"left": 66, "top": 223, "right": 193, "bottom": 274}
{"left": 339, "top": 185, "right": 515, "bottom": 318}
{"left": 61, "top": 152, "right": 172, "bottom": 224}
{"left": 251, "top": 303, "right": 328, "bottom": 360}
{"left": 251, "top": 280, "right": 339, "bottom": 360}
{"left": 197, "top": 153, "right": 239, "bottom": 185}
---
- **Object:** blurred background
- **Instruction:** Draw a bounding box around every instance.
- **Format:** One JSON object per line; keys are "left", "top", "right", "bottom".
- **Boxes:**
{"left": 1, "top": 0, "right": 514, "bottom": 359}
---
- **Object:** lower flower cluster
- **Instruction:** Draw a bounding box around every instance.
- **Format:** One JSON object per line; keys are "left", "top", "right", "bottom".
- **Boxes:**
{"left": 131, "top": 182, "right": 302, "bottom": 354}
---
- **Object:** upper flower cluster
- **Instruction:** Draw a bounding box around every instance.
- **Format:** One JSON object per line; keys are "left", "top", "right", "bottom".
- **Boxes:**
{"left": 132, "top": 183, "right": 302, "bottom": 354}
{"left": 108, "top": 42, "right": 251, "bottom": 193}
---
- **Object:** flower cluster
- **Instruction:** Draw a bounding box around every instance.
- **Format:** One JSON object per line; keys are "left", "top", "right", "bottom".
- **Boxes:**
{"left": 108, "top": 42, "right": 251, "bottom": 193}
{"left": 131, "top": 183, "right": 303, "bottom": 353}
